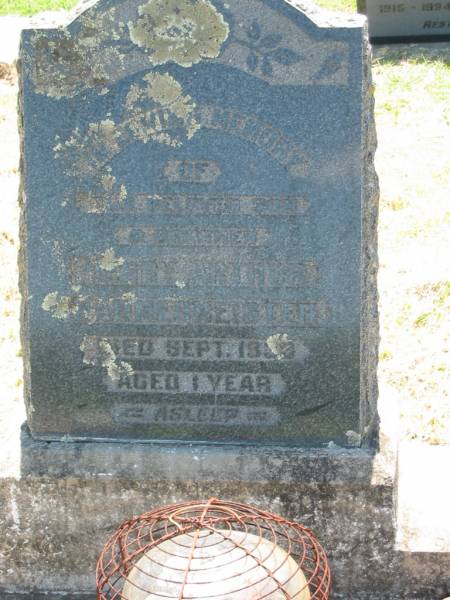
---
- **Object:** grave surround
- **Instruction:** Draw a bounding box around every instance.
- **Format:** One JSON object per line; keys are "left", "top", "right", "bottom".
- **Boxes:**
{"left": 10, "top": 2, "right": 450, "bottom": 599}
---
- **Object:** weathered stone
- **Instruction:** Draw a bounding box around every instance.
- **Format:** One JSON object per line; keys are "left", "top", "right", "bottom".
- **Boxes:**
{"left": 1, "top": 466, "right": 450, "bottom": 599}
{"left": 19, "top": 0, "right": 378, "bottom": 446}
{"left": 359, "top": 0, "right": 450, "bottom": 40}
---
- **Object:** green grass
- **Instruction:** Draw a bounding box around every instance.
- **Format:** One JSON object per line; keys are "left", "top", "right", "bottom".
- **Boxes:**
{"left": 0, "top": 0, "right": 358, "bottom": 16}
{"left": 374, "top": 58, "right": 450, "bottom": 126}
{"left": 315, "top": 0, "right": 357, "bottom": 11}
{"left": 0, "top": 0, "right": 77, "bottom": 16}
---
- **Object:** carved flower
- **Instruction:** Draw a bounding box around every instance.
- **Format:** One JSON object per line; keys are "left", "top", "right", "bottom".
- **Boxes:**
{"left": 129, "top": 0, "right": 229, "bottom": 67}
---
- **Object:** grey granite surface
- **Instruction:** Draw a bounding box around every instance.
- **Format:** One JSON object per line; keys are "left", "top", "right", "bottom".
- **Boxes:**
{"left": 19, "top": 0, "right": 379, "bottom": 446}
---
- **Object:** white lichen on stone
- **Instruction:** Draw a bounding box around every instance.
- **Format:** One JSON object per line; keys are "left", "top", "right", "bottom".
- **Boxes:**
{"left": 125, "top": 73, "right": 200, "bottom": 147}
{"left": 56, "top": 73, "right": 196, "bottom": 214}
{"left": 346, "top": 430, "right": 362, "bottom": 447}
{"left": 98, "top": 248, "right": 124, "bottom": 271}
{"left": 42, "top": 291, "right": 80, "bottom": 319}
{"left": 55, "top": 118, "right": 128, "bottom": 214}
{"left": 128, "top": 0, "right": 229, "bottom": 67}
{"left": 266, "top": 334, "right": 291, "bottom": 360}
{"left": 121, "top": 292, "right": 137, "bottom": 304}
{"left": 80, "top": 336, "right": 133, "bottom": 382}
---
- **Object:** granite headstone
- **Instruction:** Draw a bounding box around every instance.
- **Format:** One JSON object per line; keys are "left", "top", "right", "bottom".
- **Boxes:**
{"left": 358, "top": 0, "right": 450, "bottom": 40}
{"left": 20, "top": 0, "right": 377, "bottom": 445}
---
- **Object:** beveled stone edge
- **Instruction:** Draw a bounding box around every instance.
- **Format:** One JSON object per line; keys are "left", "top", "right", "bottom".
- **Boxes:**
{"left": 360, "top": 21, "right": 380, "bottom": 448}
{"left": 20, "top": 425, "right": 389, "bottom": 486}
{"left": 288, "top": 0, "right": 366, "bottom": 27}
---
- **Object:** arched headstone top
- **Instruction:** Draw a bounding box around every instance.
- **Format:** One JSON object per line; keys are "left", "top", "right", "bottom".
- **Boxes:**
{"left": 21, "top": 0, "right": 367, "bottom": 98}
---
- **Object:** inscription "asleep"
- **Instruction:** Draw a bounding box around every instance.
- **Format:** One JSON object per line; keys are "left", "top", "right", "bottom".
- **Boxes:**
{"left": 112, "top": 404, "right": 280, "bottom": 427}
{"left": 106, "top": 371, "right": 285, "bottom": 396}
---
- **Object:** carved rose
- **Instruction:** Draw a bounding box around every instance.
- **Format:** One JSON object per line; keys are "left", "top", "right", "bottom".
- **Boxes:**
{"left": 129, "top": 0, "right": 229, "bottom": 67}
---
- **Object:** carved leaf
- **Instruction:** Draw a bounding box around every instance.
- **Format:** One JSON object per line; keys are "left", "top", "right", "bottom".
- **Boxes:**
{"left": 246, "top": 51, "right": 259, "bottom": 72}
{"left": 246, "top": 20, "right": 261, "bottom": 41}
{"left": 261, "top": 57, "right": 273, "bottom": 77}
{"left": 271, "top": 48, "right": 301, "bottom": 65}
{"left": 259, "top": 33, "right": 282, "bottom": 48}
{"left": 316, "top": 54, "right": 344, "bottom": 79}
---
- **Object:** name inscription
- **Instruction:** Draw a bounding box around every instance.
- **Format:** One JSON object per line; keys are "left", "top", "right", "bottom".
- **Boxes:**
{"left": 130, "top": 194, "right": 309, "bottom": 216}
{"left": 89, "top": 297, "right": 327, "bottom": 327}
{"left": 70, "top": 257, "right": 319, "bottom": 289}
{"left": 114, "top": 227, "right": 271, "bottom": 247}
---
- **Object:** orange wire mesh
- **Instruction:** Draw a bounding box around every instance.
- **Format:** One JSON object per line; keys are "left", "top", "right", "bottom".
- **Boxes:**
{"left": 96, "top": 497, "right": 331, "bottom": 600}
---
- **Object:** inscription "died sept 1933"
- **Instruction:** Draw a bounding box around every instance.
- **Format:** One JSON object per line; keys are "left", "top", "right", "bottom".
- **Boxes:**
{"left": 83, "top": 336, "right": 305, "bottom": 362}
{"left": 106, "top": 371, "right": 285, "bottom": 396}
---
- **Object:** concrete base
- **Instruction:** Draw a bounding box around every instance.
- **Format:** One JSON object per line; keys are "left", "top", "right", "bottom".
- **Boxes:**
{"left": 0, "top": 427, "right": 449, "bottom": 600}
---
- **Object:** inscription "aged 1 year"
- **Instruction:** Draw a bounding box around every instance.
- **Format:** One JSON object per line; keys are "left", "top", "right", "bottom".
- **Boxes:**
{"left": 107, "top": 371, "right": 285, "bottom": 396}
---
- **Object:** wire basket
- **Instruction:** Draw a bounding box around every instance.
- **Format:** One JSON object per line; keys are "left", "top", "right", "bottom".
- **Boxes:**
{"left": 96, "top": 498, "right": 331, "bottom": 600}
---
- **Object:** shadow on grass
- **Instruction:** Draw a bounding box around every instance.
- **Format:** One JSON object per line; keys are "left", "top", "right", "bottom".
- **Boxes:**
{"left": 372, "top": 41, "right": 450, "bottom": 65}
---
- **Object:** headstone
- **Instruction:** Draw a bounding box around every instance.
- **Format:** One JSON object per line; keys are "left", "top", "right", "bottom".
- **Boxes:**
{"left": 358, "top": 0, "right": 450, "bottom": 40}
{"left": 20, "top": 0, "right": 377, "bottom": 446}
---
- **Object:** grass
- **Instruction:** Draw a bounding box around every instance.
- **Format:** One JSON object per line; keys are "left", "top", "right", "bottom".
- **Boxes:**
{"left": 372, "top": 48, "right": 450, "bottom": 444}
{"left": 0, "top": 0, "right": 77, "bottom": 15}
{"left": 374, "top": 58, "right": 450, "bottom": 123}
{"left": 315, "top": 0, "right": 357, "bottom": 10}
{"left": 0, "top": 0, "right": 358, "bottom": 16}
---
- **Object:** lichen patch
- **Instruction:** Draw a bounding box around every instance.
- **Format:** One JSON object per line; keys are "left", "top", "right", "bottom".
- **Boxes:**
{"left": 56, "top": 73, "right": 197, "bottom": 214}
{"left": 42, "top": 292, "right": 81, "bottom": 319}
{"left": 266, "top": 334, "right": 292, "bottom": 360}
{"left": 80, "top": 336, "right": 134, "bottom": 382}
{"left": 125, "top": 73, "right": 200, "bottom": 147}
{"left": 128, "top": 0, "right": 229, "bottom": 67}
{"left": 98, "top": 248, "right": 124, "bottom": 272}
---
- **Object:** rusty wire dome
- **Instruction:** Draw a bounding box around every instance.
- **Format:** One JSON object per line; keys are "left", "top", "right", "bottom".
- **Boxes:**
{"left": 96, "top": 498, "right": 331, "bottom": 600}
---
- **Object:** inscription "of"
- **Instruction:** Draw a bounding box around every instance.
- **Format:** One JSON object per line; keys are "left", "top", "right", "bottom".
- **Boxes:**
{"left": 163, "top": 160, "right": 221, "bottom": 183}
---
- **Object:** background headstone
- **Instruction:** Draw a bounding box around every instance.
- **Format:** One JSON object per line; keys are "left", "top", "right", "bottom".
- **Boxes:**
{"left": 358, "top": 0, "right": 450, "bottom": 40}
{"left": 20, "top": 0, "right": 377, "bottom": 445}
